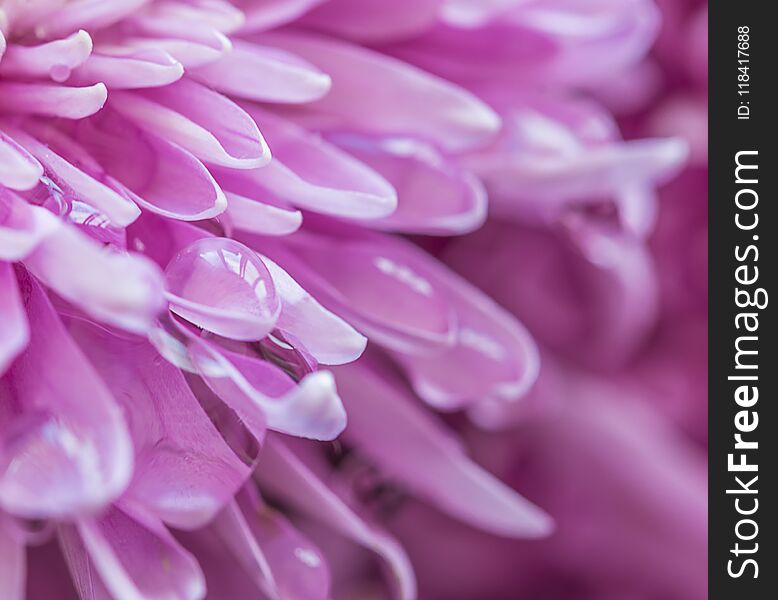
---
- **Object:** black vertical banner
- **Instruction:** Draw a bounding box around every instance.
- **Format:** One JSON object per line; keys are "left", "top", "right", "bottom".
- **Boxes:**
{"left": 709, "top": 1, "right": 777, "bottom": 598}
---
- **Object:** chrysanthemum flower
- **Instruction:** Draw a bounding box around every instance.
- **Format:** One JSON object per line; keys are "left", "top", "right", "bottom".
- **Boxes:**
{"left": 1, "top": 1, "right": 691, "bottom": 599}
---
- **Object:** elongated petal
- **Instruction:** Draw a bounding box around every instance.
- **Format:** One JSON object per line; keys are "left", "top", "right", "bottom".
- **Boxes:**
{"left": 25, "top": 214, "right": 165, "bottom": 334}
{"left": 0, "top": 30, "right": 92, "bottom": 80}
{"left": 0, "top": 513, "right": 25, "bottom": 600}
{"left": 0, "top": 189, "right": 59, "bottom": 261}
{"left": 69, "top": 48, "right": 184, "bottom": 89}
{"left": 213, "top": 488, "right": 331, "bottom": 600}
{"left": 68, "top": 321, "right": 251, "bottom": 529}
{"left": 261, "top": 31, "right": 501, "bottom": 152}
{"left": 255, "top": 438, "right": 417, "bottom": 600}
{"left": 0, "top": 264, "right": 28, "bottom": 375}
{"left": 35, "top": 0, "right": 152, "bottom": 39}
{"left": 335, "top": 359, "right": 553, "bottom": 537}
{"left": 0, "top": 131, "right": 43, "bottom": 191}
{"left": 263, "top": 255, "right": 367, "bottom": 365}
{"left": 0, "top": 272, "right": 132, "bottom": 518}
{"left": 234, "top": 0, "right": 325, "bottom": 32}
{"left": 251, "top": 230, "right": 456, "bottom": 356}
{"left": 223, "top": 191, "right": 302, "bottom": 236}
{"left": 329, "top": 133, "right": 487, "bottom": 234}
{"left": 215, "top": 105, "right": 397, "bottom": 220}
{"left": 187, "top": 333, "right": 346, "bottom": 441}
{"left": 0, "top": 82, "right": 107, "bottom": 119}
{"left": 300, "top": 0, "right": 443, "bottom": 43}
{"left": 60, "top": 504, "right": 205, "bottom": 600}
{"left": 190, "top": 40, "right": 331, "bottom": 104}
{"left": 6, "top": 125, "right": 141, "bottom": 227}
{"left": 111, "top": 79, "right": 270, "bottom": 169}
{"left": 71, "top": 109, "right": 227, "bottom": 221}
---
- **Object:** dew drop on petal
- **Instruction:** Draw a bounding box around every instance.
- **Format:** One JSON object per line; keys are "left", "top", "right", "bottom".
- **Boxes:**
{"left": 164, "top": 238, "right": 281, "bottom": 340}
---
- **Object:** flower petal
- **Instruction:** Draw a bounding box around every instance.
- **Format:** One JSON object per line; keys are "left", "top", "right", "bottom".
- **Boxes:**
{"left": 335, "top": 359, "right": 553, "bottom": 538}
{"left": 0, "top": 189, "right": 59, "bottom": 261}
{"left": 60, "top": 503, "right": 205, "bottom": 600}
{"left": 0, "top": 131, "right": 43, "bottom": 191}
{"left": 0, "top": 264, "right": 28, "bottom": 375}
{"left": 0, "top": 272, "right": 133, "bottom": 518}
{"left": 0, "top": 516, "right": 25, "bottom": 600}
{"left": 255, "top": 438, "right": 417, "bottom": 600}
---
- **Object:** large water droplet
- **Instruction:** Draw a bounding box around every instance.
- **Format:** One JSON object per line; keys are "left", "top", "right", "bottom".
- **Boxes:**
{"left": 164, "top": 238, "right": 281, "bottom": 341}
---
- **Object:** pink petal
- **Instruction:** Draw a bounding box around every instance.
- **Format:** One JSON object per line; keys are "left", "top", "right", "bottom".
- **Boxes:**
{"left": 67, "top": 321, "right": 252, "bottom": 530}
{"left": 24, "top": 215, "right": 165, "bottom": 334}
{"left": 300, "top": 0, "right": 443, "bottom": 43}
{"left": 70, "top": 108, "right": 227, "bottom": 221}
{"left": 213, "top": 487, "right": 331, "bottom": 600}
{"left": 0, "top": 264, "right": 28, "bottom": 375}
{"left": 251, "top": 229, "right": 456, "bottom": 356}
{"left": 0, "top": 516, "right": 25, "bottom": 600}
{"left": 329, "top": 133, "right": 487, "bottom": 234}
{"left": 0, "top": 131, "right": 44, "bottom": 191}
{"left": 34, "top": 0, "right": 153, "bottom": 39}
{"left": 186, "top": 333, "right": 346, "bottom": 441}
{"left": 234, "top": 0, "right": 326, "bottom": 32}
{"left": 335, "top": 359, "right": 553, "bottom": 538}
{"left": 263, "top": 255, "right": 367, "bottom": 365}
{"left": 60, "top": 503, "right": 205, "bottom": 600}
{"left": 260, "top": 30, "right": 501, "bottom": 152}
{"left": 214, "top": 105, "right": 397, "bottom": 220}
{"left": 6, "top": 125, "right": 141, "bottom": 227}
{"left": 142, "top": 0, "right": 245, "bottom": 33}
{"left": 223, "top": 191, "right": 302, "bottom": 237}
{"left": 0, "top": 189, "right": 59, "bottom": 261}
{"left": 0, "top": 30, "right": 92, "bottom": 81}
{"left": 255, "top": 438, "right": 417, "bottom": 600}
{"left": 164, "top": 237, "right": 281, "bottom": 341}
{"left": 0, "top": 82, "right": 107, "bottom": 119}
{"left": 69, "top": 48, "right": 184, "bottom": 89}
{"left": 0, "top": 272, "right": 133, "bottom": 518}
{"left": 110, "top": 79, "right": 270, "bottom": 169}
{"left": 190, "top": 40, "right": 331, "bottom": 104}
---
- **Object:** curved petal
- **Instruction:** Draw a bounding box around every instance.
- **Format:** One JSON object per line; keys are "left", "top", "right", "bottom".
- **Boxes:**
{"left": 68, "top": 321, "right": 251, "bottom": 530}
{"left": 0, "top": 189, "right": 59, "bottom": 261}
{"left": 190, "top": 40, "right": 331, "bottom": 104}
{"left": 247, "top": 230, "right": 456, "bottom": 356}
{"left": 223, "top": 191, "right": 302, "bottom": 237}
{"left": 0, "top": 130, "right": 44, "bottom": 191}
{"left": 263, "top": 255, "right": 367, "bottom": 365}
{"left": 234, "top": 0, "right": 325, "bottom": 32}
{"left": 329, "top": 133, "right": 487, "bottom": 234}
{"left": 71, "top": 109, "right": 227, "bottom": 221}
{"left": 334, "top": 359, "right": 553, "bottom": 538}
{"left": 215, "top": 105, "right": 397, "bottom": 220}
{"left": 186, "top": 333, "right": 346, "bottom": 442}
{"left": 0, "top": 264, "right": 28, "bottom": 375}
{"left": 69, "top": 48, "right": 184, "bottom": 90}
{"left": 0, "top": 82, "right": 107, "bottom": 119}
{"left": 300, "top": 0, "right": 443, "bottom": 43}
{"left": 110, "top": 79, "right": 270, "bottom": 169}
{"left": 255, "top": 438, "right": 417, "bottom": 600}
{"left": 260, "top": 31, "right": 501, "bottom": 152}
{"left": 0, "top": 30, "right": 92, "bottom": 80}
{"left": 59, "top": 504, "right": 205, "bottom": 600}
{"left": 0, "top": 272, "right": 133, "bottom": 518}
{"left": 24, "top": 213, "right": 165, "bottom": 334}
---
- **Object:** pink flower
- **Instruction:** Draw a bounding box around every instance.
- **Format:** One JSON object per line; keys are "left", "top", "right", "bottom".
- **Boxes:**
{"left": 0, "top": 1, "right": 699, "bottom": 599}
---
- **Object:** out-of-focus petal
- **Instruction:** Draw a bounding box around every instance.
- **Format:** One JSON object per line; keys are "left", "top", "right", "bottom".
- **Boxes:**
{"left": 234, "top": 0, "right": 326, "bottom": 33}
{"left": 255, "top": 438, "right": 417, "bottom": 600}
{"left": 0, "top": 189, "right": 59, "bottom": 261}
{"left": 329, "top": 133, "right": 487, "bottom": 235}
{"left": 299, "top": 0, "right": 443, "bottom": 43}
{"left": 0, "top": 131, "right": 43, "bottom": 191}
{"left": 0, "top": 515, "right": 25, "bottom": 600}
{"left": 0, "top": 264, "right": 28, "bottom": 375}
{"left": 335, "top": 359, "right": 553, "bottom": 538}
{"left": 60, "top": 503, "right": 205, "bottom": 600}
{"left": 0, "top": 272, "right": 133, "bottom": 518}
{"left": 260, "top": 30, "right": 501, "bottom": 152}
